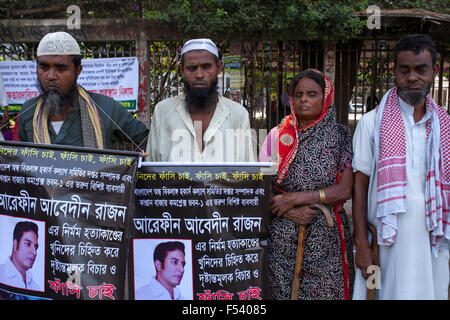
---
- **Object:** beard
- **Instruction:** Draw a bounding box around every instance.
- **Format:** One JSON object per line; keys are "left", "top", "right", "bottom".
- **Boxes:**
{"left": 39, "top": 81, "right": 78, "bottom": 117}
{"left": 183, "top": 77, "right": 219, "bottom": 112}
{"left": 396, "top": 82, "right": 431, "bottom": 107}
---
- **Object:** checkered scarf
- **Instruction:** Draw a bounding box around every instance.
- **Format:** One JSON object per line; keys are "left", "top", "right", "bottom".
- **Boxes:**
{"left": 375, "top": 87, "right": 450, "bottom": 256}
{"left": 33, "top": 86, "right": 103, "bottom": 148}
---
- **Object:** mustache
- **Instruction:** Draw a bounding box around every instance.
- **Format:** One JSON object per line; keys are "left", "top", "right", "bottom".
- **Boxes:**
{"left": 191, "top": 80, "right": 208, "bottom": 86}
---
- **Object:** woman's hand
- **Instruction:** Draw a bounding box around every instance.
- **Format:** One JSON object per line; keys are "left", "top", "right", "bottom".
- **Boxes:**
{"left": 270, "top": 192, "right": 301, "bottom": 217}
{"left": 282, "top": 205, "right": 319, "bottom": 225}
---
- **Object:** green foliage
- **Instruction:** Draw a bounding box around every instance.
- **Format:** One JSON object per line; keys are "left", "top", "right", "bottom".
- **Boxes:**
{"left": 1, "top": 0, "right": 448, "bottom": 40}
{"left": 0, "top": 0, "right": 141, "bottom": 19}
{"left": 142, "top": 0, "right": 370, "bottom": 40}
{"left": 140, "top": 0, "right": 449, "bottom": 40}
{"left": 371, "top": 0, "right": 449, "bottom": 14}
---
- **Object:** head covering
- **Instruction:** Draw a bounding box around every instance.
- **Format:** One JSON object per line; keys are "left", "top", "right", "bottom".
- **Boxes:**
{"left": 277, "top": 69, "right": 334, "bottom": 183}
{"left": 181, "top": 38, "right": 218, "bottom": 58}
{"left": 37, "top": 32, "right": 81, "bottom": 57}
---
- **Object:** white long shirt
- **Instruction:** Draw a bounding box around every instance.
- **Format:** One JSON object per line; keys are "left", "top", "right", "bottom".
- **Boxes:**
{"left": 146, "top": 94, "right": 255, "bottom": 162}
{"left": 352, "top": 97, "right": 449, "bottom": 300}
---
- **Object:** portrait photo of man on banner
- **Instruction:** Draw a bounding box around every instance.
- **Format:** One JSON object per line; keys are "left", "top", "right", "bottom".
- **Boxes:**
{"left": 0, "top": 216, "right": 45, "bottom": 293}
{"left": 133, "top": 238, "right": 194, "bottom": 300}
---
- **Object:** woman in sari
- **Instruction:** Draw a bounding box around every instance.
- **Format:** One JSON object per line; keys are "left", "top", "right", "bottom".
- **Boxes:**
{"left": 259, "top": 69, "right": 354, "bottom": 300}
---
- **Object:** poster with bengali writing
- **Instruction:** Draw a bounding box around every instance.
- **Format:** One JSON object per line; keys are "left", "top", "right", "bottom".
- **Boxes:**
{"left": 131, "top": 163, "right": 271, "bottom": 301}
{"left": 0, "top": 57, "right": 138, "bottom": 113}
{"left": 0, "top": 141, "right": 139, "bottom": 300}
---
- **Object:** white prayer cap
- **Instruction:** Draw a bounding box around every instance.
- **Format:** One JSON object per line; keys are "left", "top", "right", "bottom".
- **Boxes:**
{"left": 181, "top": 38, "right": 218, "bottom": 58}
{"left": 37, "top": 31, "right": 81, "bottom": 57}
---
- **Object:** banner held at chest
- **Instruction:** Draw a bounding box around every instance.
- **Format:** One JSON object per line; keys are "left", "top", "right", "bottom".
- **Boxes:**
{"left": 0, "top": 141, "right": 139, "bottom": 300}
{"left": 131, "top": 162, "right": 270, "bottom": 300}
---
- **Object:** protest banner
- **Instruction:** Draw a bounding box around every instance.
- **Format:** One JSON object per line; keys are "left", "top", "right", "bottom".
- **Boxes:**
{"left": 0, "top": 141, "right": 139, "bottom": 300}
{"left": 0, "top": 57, "right": 139, "bottom": 113}
{"left": 131, "top": 162, "right": 270, "bottom": 300}
{"left": 77, "top": 57, "right": 139, "bottom": 111}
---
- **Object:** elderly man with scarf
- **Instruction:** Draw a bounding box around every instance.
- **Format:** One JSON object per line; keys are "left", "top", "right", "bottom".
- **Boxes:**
{"left": 18, "top": 32, "right": 148, "bottom": 150}
{"left": 352, "top": 34, "right": 449, "bottom": 300}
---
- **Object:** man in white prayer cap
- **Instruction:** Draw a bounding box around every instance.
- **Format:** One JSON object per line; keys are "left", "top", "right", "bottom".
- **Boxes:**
{"left": 18, "top": 31, "right": 148, "bottom": 150}
{"left": 146, "top": 38, "right": 255, "bottom": 162}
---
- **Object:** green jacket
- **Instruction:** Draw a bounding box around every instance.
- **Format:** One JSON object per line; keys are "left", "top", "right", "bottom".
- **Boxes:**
{"left": 18, "top": 91, "right": 149, "bottom": 151}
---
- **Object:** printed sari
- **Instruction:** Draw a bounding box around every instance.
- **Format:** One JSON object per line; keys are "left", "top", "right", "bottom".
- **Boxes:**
{"left": 261, "top": 70, "right": 354, "bottom": 300}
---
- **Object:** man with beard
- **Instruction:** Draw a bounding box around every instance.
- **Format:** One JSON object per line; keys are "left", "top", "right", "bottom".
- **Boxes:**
{"left": 0, "top": 221, "right": 40, "bottom": 291}
{"left": 18, "top": 32, "right": 148, "bottom": 150}
{"left": 352, "top": 34, "right": 449, "bottom": 299}
{"left": 146, "top": 38, "right": 255, "bottom": 162}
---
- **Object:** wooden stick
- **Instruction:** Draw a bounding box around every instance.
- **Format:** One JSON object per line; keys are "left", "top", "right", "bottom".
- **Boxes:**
{"left": 291, "top": 225, "right": 306, "bottom": 300}
{"left": 366, "top": 223, "right": 378, "bottom": 300}
{"left": 290, "top": 204, "right": 334, "bottom": 300}
{"left": 310, "top": 204, "right": 334, "bottom": 227}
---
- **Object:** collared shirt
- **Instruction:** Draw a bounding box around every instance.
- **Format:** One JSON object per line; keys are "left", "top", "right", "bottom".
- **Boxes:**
{"left": 146, "top": 94, "right": 255, "bottom": 162}
{"left": 18, "top": 90, "right": 149, "bottom": 150}
{"left": 0, "top": 257, "right": 41, "bottom": 291}
{"left": 397, "top": 97, "right": 431, "bottom": 175}
{"left": 135, "top": 276, "right": 184, "bottom": 300}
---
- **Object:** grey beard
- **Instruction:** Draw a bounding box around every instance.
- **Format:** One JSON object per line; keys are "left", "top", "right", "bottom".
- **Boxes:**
{"left": 44, "top": 90, "right": 66, "bottom": 117}
{"left": 39, "top": 83, "right": 78, "bottom": 117}
{"left": 397, "top": 84, "right": 430, "bottom": 107}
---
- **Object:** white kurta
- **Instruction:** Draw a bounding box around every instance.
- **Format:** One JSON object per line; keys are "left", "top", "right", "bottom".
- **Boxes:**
{"left": 146, "top": 94, "right": 256, "bottom": 162}
{"left": 352, "top": 97, "right": 449, "bottom": 300}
